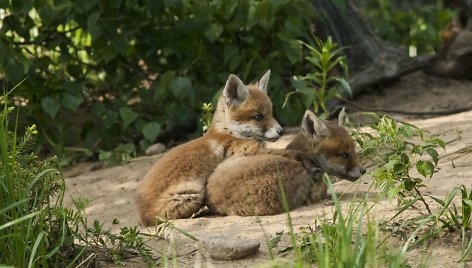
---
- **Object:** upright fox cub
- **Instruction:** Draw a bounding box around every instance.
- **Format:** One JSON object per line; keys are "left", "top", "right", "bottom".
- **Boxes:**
{"left": 137, "top": 71, "right": 285, "bottom": 225}
{"left": 206, "top": 109, "right": 365, "bottom": 216}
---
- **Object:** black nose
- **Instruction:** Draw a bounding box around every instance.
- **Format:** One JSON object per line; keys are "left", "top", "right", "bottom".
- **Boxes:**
{"left": 277, "top": 128, "right": 284, "bottom": 135}
{"left": 360, "top": 167, "right": 366, "bottom": 175}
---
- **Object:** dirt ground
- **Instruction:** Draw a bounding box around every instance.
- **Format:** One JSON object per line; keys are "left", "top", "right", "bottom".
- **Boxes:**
{"left": 63, "top": 71, "right": 472, "bottom": 267}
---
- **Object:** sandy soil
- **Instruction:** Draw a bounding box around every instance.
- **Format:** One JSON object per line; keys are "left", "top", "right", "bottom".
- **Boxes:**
{"left": 63, "top": 71, "right": 472, "bottom": 267}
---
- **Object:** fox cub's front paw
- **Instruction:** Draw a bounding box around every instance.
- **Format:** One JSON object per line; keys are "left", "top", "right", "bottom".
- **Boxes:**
{"left": 308, "top": 166, "right": 322, "bottom": 179}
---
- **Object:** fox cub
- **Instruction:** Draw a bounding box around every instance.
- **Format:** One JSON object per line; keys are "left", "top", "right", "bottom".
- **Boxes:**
{"left": 137, "top": 70, "right": 285, "bottom": 225}
{"left": 206, "top": 109, "right": 366, "bottom": 216}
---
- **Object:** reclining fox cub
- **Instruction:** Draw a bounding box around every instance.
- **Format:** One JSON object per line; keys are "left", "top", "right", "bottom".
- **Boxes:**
{"left": 137, "top": 70, "right": 306, "bottom": 225}
{"left": 206, "top": 109, "right": 366, "bottom": 216}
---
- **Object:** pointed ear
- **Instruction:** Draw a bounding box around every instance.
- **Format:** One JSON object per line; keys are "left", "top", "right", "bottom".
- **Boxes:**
{"left": 301, "top": 110, "right": 330, "bottom": 138}
{"left": 337, "top": 107, "right": 346, "bottom": 126}
{"left": 223, "top": 74, "right": 248, "bottom": 108}
{"left": 257, "top": 69, "right": 271, "bottom": 93}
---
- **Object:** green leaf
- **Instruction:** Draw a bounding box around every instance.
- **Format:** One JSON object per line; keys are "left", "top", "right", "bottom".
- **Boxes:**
{"left": 41, "top": 97, "right": 61, "bottom": 118}
{"left": 146, "top": 0, "right": 163, "bottom": 13}
{"left": 426, "top": 148, "right": 439, "bottom": 165}
{"left": 403, "top": 179, "right": 415, "bottom": 191}
{"left": 62, "top": 93, "right": 83, "bottom": 111}
{"left": 0, "top": 0, "right": 8, "bottom": 8}
{"left": 119, "top": 107, "right": 138, "bottom": 128}
{"left": 463, "top": 199, "right": 472, "bottom": 207}
{"left": 107, "top": 29, "right": 127, "bottom": 55}
{"left": 5, "top": 62, "right": 24, "bottom": 84}
{"left": 142, "top": 122, "right": 161, "bottom": 143}
{"left": 116, "top": 143, "right": 135, "bottom": 154}
{"left": 224, "top": 45, "right": 238, "bottom": 64}
{"left": 416, "top": 160, "right": 434, "bottom": 178}
{"left": 433, "top": 137, "right": 446, "bottom": 150}
{"left": 87, "top": 11, "right": 102, "bottom": 39}
{"left": 334, "top": 77, "right": 351, "bottom": 97}
{"left": 398, "top": 126, "right": 414, "bottom": 139}
{"left": 205, "top": 23, "right": 223, "bottom": 42}
{"left": 76, "top": 0, "right": 97, "bottom": 13}
{"left": 229, "top": 56, "right": 242, "bottom": 72}
{"left": 67, "top": 64, "right": 82, "bottom": 78}
{"left": 170, "top": 77, "right": 192, "bottom": 100}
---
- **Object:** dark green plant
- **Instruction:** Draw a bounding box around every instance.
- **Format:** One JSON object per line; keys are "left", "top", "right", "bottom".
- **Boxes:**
{"left": 262, "top": 176, "right": 409, "bottom": 267}
{"left": 358, "top": 0, "right": 456, "bottom": 54}
{"left": 0, "top": 98, "right": 70, "bottom": 266}
{"left": 353, "top": 115, "right": 445, "bottom": 213}
{"left": 199, "top": 102, "right": 214, "bottom": 133}
{"left": 0, "top": 0, "right": 315, "bottom": 163}
{"left": 382, "top": 185, "right": 472, "bottom": 264}
{"left": 0, "top": 98, "right": 156, "bottom": 266}
{"left": 65, "top": 198, "right": 155, "bottom": 264}
{"left": 284, "top": 37, "right": 351, "bottom": 119}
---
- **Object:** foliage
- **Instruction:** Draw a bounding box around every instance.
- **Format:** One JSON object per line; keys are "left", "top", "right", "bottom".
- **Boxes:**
{"left": 353, "top": 115, "right": 445, "bottom": 212}
{"left": 284, "top": 37, "right": 350, "bottom": 119}
{"left": 0, "top": 100, "right": 70, "bottom": 266}
{"left": 382, "top": 185, "right": 472, "bottom": 264}
{"left": 0, "top": 100, "right": 156, "bottom": 266}
{"left": 66, "top": 198, "right": 155, "bottom": 264}
{"left": 358, "top": 0, "right": 456, "bottom": 54}
{"left": 260, "top": 177, "right": 409, "bottom": 267}
{"left": 0, "top": 0, "right": 315, "bottom": 163}
{"left": 199, "top": 102, "right": 214, "bottom": 133}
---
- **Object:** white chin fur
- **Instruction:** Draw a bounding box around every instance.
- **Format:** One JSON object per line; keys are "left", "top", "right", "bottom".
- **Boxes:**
{"left": 229, "top": 122, "right": 264, "bottom": 139}
{"left": 347, "top": 168, "right": 363, "bottom": 179}
{"left": 264, "top": 128, "right": 281, "bottom": 140}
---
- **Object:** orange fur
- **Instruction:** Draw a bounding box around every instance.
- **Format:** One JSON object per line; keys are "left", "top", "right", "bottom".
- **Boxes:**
{"left": 136, "top": 71, "right": 287, "bottom": 225}
{"left": 206, "top": 110, "right": 365, "bottom": 216}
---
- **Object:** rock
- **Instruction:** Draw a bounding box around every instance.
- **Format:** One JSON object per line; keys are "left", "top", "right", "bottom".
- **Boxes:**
{"left": 200, "top": 235, "right": 260, "bottom": 261}
{"left": 145, "top": 143, "right": 166, "bottom": 156}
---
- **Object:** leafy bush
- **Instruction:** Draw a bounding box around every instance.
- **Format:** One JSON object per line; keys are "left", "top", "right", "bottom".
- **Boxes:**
{"left": 358, "top": 0, "right": 456, "bottom": 54}
{"left": 353, "top": 115, "right": 445, "bottom": 212}
{"left": 0, "top": 0, "right": 315, "bottom": 163}
{"left": 283, "top": 37, "right": 350, "bottom": 119}
{"left": 0, "top": 99, "right": 155, "bottom": 266}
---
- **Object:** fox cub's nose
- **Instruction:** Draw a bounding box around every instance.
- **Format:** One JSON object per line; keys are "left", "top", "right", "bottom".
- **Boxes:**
{"left": 360, "top": 166, "right": 366, "bottom": 175}
{"left": 276, "top": 127, "right": 284, "bottom": 136}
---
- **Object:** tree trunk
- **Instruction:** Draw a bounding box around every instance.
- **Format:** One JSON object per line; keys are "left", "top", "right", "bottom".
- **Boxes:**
{"left": 312, "top": 0, "right": 433, "bottom": 96}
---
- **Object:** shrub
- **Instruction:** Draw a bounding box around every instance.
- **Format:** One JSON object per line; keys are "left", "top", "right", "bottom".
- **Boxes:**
{"left": 0, "top": 0, "right": 315, "bottom": 162}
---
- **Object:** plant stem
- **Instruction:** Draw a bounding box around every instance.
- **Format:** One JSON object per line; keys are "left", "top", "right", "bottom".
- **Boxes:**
{"left": 414, "top": 185, "right": 432, "bottom": 214}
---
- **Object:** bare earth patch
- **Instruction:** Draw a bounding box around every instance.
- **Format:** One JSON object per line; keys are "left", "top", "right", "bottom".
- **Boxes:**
{"left": 63, "top": 71, "right": 472, "bottom": 267}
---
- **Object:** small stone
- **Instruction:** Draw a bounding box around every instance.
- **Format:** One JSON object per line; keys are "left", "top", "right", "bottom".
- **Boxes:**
{"left": 200, "top": 235, "right": 260, "bottom": 261}
{"left": 145, "top": 143, "right": 166, "bottom": 156}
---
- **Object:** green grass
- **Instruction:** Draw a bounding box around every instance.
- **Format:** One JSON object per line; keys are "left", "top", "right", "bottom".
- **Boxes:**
{"left": 0, "top": 95, "right": 157, "bottom": 266}
{"left": 0, "top": 98, "right": 72, "bottom": 266}
{"left": 259, "top": 176, "right": 409, "bottom": 268}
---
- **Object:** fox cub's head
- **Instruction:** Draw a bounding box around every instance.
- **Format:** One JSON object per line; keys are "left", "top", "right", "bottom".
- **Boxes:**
{"left": 300, "top": 109, "right": 366, "bottom": 181}
{"left": 216, "top": 70, "right": 283, "bottom": 141}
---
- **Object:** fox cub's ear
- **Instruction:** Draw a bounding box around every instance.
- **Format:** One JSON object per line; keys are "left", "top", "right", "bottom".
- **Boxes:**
{"left": 257, "top": 69, "right": 271, "bottom": 93}
{"left": 224, "top": 74, "right": 248, "bottom": 108}
{"left": 337, "top": 107, "right": 346, "bottom": 126}
{"left": 301, "top": 110, "right": 330, "bottom": 138}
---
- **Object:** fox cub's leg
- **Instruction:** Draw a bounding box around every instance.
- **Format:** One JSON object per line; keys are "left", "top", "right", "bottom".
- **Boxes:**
{"left": 307, "top": 167, "right": 328, "bottom": 203}
{"left": 149, "top": 180, "right": 205, "bottom": 221}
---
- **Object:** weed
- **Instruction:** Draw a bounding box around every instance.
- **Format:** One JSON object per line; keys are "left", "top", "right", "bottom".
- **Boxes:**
{"left": 199, "top": 102, "right": 214, "bottom": 133}
{"left": 262, "top": 175, "right": 409, "bottom": 267}
{"left": 353, "top": 114, "right": 445, "bottom": 212}
{"left": 65, "top": 197, "right": 156, "bottom": 264}
{"left": 284, "top": 37, "right": 351, "bottom": 119}
{"left": 0, "top": 98, "right": 158, "bottom": 266}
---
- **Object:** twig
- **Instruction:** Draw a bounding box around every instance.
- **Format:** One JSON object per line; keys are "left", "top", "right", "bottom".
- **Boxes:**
{"left": 414, "top": 186, "right": 432, "bottom": 214}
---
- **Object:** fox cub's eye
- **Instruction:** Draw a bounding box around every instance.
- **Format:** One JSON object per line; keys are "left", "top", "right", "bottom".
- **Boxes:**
{"left": 253, "top": 114, "right": 264, "bottom": 121}
{"left": 339, "top": 153, "right": 349, "bottom": 159}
